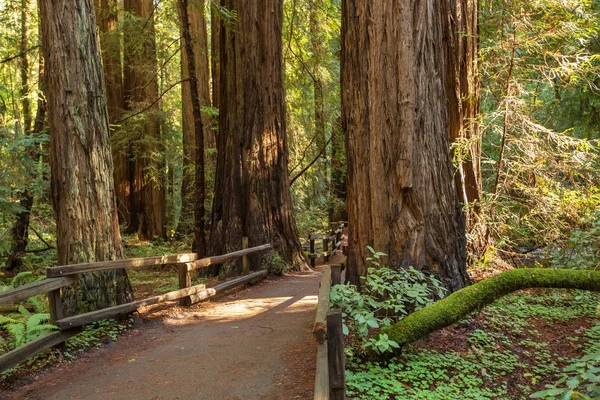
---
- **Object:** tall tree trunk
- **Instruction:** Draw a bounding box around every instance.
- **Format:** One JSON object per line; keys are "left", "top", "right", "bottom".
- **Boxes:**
{"left": 342, "top": 0, "right": 469, "bottom": 291}
{"left": 39, "top": 0, "right": 133, "bottom": 315}
{"left": 123, "top": 0, "right": 166, "bottom": 239}
{"left": 179, "top": 0, "right": 212, "bottom": 235}
{"left": 448, "top": 0, "right": 487, "bottom": 257}
{"left": 5, "top": 3, "right": 39, "bottom": 274}
{"left": 329, "top": 118, "right": 347, "bottom": 223}
{"left": 179, "top": 0, "right": 207, "bottom": 257}
{"left": 210, "top": 0, "right": 308, "bottom": 271}
{"left": 210, "top": 3, "right": 220, "bottom": 112}
{"left": 309, "top": 0, "right": 327, "bottom": 200}
{"left": 96, "top": 0, "right": 130, "bottom": 227}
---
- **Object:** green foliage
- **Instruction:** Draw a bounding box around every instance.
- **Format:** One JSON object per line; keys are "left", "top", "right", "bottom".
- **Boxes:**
{"left": 547, "top": 213, "right": 600, "bottom": 270}
{"left": 0, "top": 306, "right": 55, "bottom": 349}
{"left": 264, "top": 251, "right": 292, "bottom": 276}
{"left": 478, "top": 0, "right": 600, "bottom": 253}
{"left": 330, "top": 248, "right": 446, "bottom": 355}
{"left": 0, "top": 272, "right": 55, "bottom": 353}
{"left": 532, "top": 324, "right": 600, "bottom": 399}
{"left": 346, "top": 289, "right": 600, "bottom": 399}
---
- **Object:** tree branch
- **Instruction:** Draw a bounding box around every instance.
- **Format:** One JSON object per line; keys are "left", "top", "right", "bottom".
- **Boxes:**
{"left": 0, "top": 45, "right": 40, "bottom": 64}
{"left": 290, "top": 134, "right": 333, "bottom": 186}
{"left": 115, "top": 78, "right": 190, "bottom": 125}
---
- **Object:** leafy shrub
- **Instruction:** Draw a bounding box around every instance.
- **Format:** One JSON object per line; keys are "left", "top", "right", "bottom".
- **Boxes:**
{"left": 265, "top": 251, "right": 292, "bottom": 276}
{"left": 546, "top": 213, "right": 600, "bottom": 270}
{"left": 330, "top": 247, "right": 446, "bottom": 356}
{"left": 0, "top": 272, "right": 55, "bottom": 353}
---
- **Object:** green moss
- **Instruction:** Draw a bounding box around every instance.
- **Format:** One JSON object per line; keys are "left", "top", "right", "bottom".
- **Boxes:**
{"left": 382, "top": 268, "right": 600, "bottom": 348}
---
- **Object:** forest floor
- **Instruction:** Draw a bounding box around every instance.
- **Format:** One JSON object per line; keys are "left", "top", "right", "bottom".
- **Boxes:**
{"left": 0, "top": 270, "right": 325, "bottom": 399}
{"left": 345, "top": 263, "right": 600, "bottom": 399}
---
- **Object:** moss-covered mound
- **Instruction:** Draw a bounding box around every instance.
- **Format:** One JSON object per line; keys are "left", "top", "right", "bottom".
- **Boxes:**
{"left": 382, "top": 268, "right": 600, "bottom": 348}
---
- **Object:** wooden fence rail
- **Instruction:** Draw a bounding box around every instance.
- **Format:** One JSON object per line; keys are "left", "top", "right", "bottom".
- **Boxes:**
{"left": 308, "top": 223, "right": 345, "bottom": 267}
{"left": 314, "top": 264, "right": 346, "bottom": 400}
{"left": 0, "top": 239, "right": 271, "bottom": 373}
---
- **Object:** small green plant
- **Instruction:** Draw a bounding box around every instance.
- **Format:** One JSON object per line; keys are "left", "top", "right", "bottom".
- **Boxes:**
{"left": 265, "top": 251, "right": 291, "bottom": 276}
{"left": 0, "top": 306, "right": 56, "bottom": 348}
{"left": 532, "top": 324, "right": 600, "bottom": 400}
{"left": 547, "top": 213, "right": 600, "bottom": 270}
{"left": 330, "top": 247, "right": 446, "bottom": 355}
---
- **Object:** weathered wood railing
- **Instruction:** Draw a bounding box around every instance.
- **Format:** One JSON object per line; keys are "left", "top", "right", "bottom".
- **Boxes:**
{"left": 313, "top": 264, "right": 346, "bottom": 400}
{"left": 0, "top": 239, "right": 271, "bottom": 372}
{"left": 308, "top": 222, "right": 347, "bottom": 268}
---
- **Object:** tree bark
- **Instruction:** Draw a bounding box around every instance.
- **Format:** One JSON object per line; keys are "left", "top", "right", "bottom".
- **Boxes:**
{"left": 447, "top": 0, "right": 487, "bottom": 257}
{"left": 178, "top": 0, "right": 207, "bottom": 257}
{"left": 123, "top": 0, "right": 166, "bottom": 239}
{"left": 96, "top": 0, "right": 130, "bottom": 227}
{"left": 342, "top": 0, "right": 469, "bottom": 291}
{"left": 309, "top": 0, "right": 328, "bottom": 199}
{"left": 39, "top": 0, "right": 134, "bottom": 316}
{"left": 179, "top": 0, "right": 213, "bottom": 235}
{"left": 329, "top": 118, "right": 347, "bottom": 223}
{"left": 210, "top": 0, "right": 308, "bottom": 271}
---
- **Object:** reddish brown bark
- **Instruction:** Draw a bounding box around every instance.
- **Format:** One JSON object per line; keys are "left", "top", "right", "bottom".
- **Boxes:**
{"left": 96, "top": 0, "right": 130, "bottom": 226}
{"left": 179, "top": 0, "right": 213, "bottom": 235}
{"left": 210, "top": 0, "right": 308, "bottom": 271}
{"left": 39, "top": 0, "right": 133, "bottom": 315}
{"left": 123, "top": 0, "right": 166, "bottom": 239}
{"left": 342, "top": 0, "right": 469, "bottom": 290}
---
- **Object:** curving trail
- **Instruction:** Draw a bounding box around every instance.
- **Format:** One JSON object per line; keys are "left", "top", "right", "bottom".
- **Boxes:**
{"left": 2, "top": 272, "right": 324, "bottom": 400}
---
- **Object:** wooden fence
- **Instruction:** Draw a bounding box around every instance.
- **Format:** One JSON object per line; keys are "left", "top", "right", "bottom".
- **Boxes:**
{"left": 313, "top": 264, "right": 346, "bottom": 400}
{"left": 308, "top": 222, "right": 347, "bottom": 268}
{"left": 0, "top": 239, "right": 271, "bottom": 373}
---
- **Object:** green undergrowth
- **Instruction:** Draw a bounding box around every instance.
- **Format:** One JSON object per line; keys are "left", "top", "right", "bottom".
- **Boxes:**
{"left": 346, "top": 289, "right": 600, "bottom": 399}
{"left": 1, "top": 318, "right": 131, "bottom": 384}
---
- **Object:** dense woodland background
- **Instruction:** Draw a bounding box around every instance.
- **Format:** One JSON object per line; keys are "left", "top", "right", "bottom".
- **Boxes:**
{"left": 1, "top": 0, "right": 600, "bottom": 398}
{"left": 0, "top": 0, "right": 597, "bottom": 273}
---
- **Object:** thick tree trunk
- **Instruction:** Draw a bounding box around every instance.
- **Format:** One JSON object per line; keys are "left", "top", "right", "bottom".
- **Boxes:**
{"left": 5, "top": 1, "right": 35, "bottom": 275}
{"left": 179, "top": 0, "right": 212, "bottom": 235}
{"left": 179, "top": 0, "right": 207, "bottom": 257}
{"left": 342, "top": 0, "right": 469, "bottom": 291}
{"left": 123, "top": 0, "right": 166, "bottom": 239}
{"left": 210, "top": 0, "right": 308, "bottom": 271}
{"left": 39, "top": 0, "right": 133, "bottom": 316}
{"left": 96, "top": 0, "right": 130, "bottom": 227}
{"left": 383, "top": 269, "right": 600, "bottom": 348}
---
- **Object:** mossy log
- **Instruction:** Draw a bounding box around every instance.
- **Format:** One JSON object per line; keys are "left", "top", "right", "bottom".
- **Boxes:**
{"left": 383, "top": 268, "right": 600, "bottom": 348}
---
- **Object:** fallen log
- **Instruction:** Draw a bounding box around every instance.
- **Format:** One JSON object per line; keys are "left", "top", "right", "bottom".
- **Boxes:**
{"left": 382, "top": 268, "right": 600, "bottom": 348}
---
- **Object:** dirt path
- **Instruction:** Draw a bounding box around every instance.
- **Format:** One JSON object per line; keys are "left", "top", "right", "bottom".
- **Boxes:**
{"left": 2, "top": 272, "right": 322, "bottom": 400}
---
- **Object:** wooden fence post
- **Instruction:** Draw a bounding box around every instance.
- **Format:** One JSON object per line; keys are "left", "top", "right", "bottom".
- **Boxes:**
{"left": 242, "top": 237, "right": 249, "bottom": 275}
{"left": 310, "top": 236, "right": 316, "bottom": 267}
{"left": 331, "top": 264, "right": 342, "bottom": 286}
{"left": 48, "top": 289, "right": 63, "bottom": 323}
{"left": 178, "top": 263, "right": 191, "bottom": 306}
{"left": 323, "top": 237, "right": 330, "bottom": 262}
{"left": 327, "top": 308, "right": 346, "bottom": 400}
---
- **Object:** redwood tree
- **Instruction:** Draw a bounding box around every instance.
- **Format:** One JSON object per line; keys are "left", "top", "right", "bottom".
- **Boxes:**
{"left": 179, "top": 0, "right": 213, "bottom": 235}
{"left": 123, "top": 0, "right": 166, "bottom": 239}
{"left": 342, "top": 0, "right": 470, "bottom": 290}
{"left": 96, "top": 0, "right": 130, "bottom": 226}
{"left": 210, "top": 0, "right": 308, "bottom": 271}
{"left": 39, "top": 0, "right": 133, "bottom": 314}
{"left": 179, "top": 0, "right": 207, "bottom": 256}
